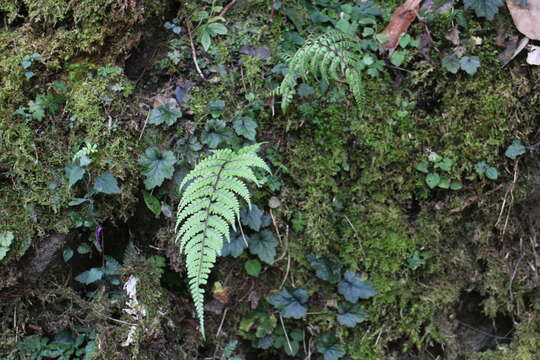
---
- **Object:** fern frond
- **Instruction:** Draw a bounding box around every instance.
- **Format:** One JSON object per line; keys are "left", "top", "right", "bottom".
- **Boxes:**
{"left": 276, "top": 30, "right": 370, "bottom": 112}
{"left": 175, "top": 144, "right": 269, "bottom": 338}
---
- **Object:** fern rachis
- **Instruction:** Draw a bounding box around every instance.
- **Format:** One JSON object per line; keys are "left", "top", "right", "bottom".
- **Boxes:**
{"left": 175, "top": 144, "right": 270, "bottom": 338}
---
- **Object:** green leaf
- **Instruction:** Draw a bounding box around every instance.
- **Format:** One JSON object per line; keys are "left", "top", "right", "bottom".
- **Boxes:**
{"left": 244, "top": 259, "right": 262, "bottom": 277}
{"left": 248, "top": 230, "right": 277, "bottom": 264}
{"left": 307, "top": 254, "right": 342, "bottom": 284}
{"left": 297, "top": 83, "right": 315, "bottom": 97}
{"left": 317, "top": 332, "right": 346, "bottom": 360}
{"left": 464, "top": 0, "right": 503, "bottom": 20}
{"left": 75, "top": 268, "right": 103, "bottom": 284}
{"left": 450, "top": 181, "right": 462, "bottom": 191}
{"left": 221, "top": 233, "right": 248, "bottom": 257}
{"left": 0, "top": 231, "right": 14, "bottom": 260}
{"left": 200, "top": 29, "right": 212, "bottom": 51}
{"left": 434, "top": 157, "right": 453, "bottom": 172}
{"left": 272, "top": 328, "right": 303, "bottom": 356}
{"left": 143, "top": 190, "right": 161, "bottom": 216}
{"left": 336, "top": 302, "right": 367, "bottom": 328}
{"left": 425, "top": 173, "right": 440, "bottom": 189}
{"left": 442, "top": 54, "right": 460, "bottom": 74}
{"left": 486, "top": 166, "right": 498, "bottom": 180}
{"left": 267, "top": 287, "right": 309, "bottom": 319}
{"left": 399, "top": 34, "right": 412, "bottom": 48}
{"left": 505, "top": 140, "right": 526, "bottom": 159}
{"left": 65, "top": 163, "right": 86, "bottom": 189}
{"left": 460, "top": 56, "right": 480, "bottom": 75}
{"left": 63, "top": 248, "right": 74, "bottom": 262}
{"left": 241, "top": 204, "right": 265, "bottom": 231}
{"left": 77, "top": 243, "right": 91, "bottom": 254}
{"left": 390, "top": 50, "right": 406, "bottom": 67}
{"left": 149, "top": 102, "right": 182, "bottom": 127}
{"left": 201, "top": 119, "right": 232, "bottom": 148}
{"left": 208, "top": 22, "right": 228, "bottom": 35}
{"left": 93, "top": 172, "right": 121, "bottom": 194}
{"left": 415, "top": 161, "right": 429, "bottom": 173}
{"left": 475, "top": 161, "right": 488, "bottom": 175}
{"left": 338, "top": 271, "right": 377, "bottom": 303}
{"left": 139, "top": 147, "right": 177, "bottom": 190}
{"left": 437, "top": 176, "right": 450, "bottom": 189}
{"left": 233, "top": 117, "right": 257, "bottom": 141}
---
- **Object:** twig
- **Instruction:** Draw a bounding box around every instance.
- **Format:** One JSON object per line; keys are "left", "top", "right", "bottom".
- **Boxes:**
{"left": 279, "top": 253, "right": 291, "bottom": 289}
{"left": 509, "top": 253, "right": 525, "bottom": 303}
{"left": 237, "top": 218, "right": 248, "bottom": 246}
{"left": 344, "top": 215, "right": 364, "bottom": 253}
{"left": 219, "top": 0, "right": 237, "bottom": 17}
{"left": 185, "top": 20, "right": 206, "bottom": 81}
{"left": 138, "top": 110, "right": 151, "bottom": 141}
{"left": 279, "top": 314, "right": 294, "bottom": 354}
{"left": 215, "top": 307, "right": 229, "bottom": 338}
{"left": 449, "top": 184, "right": 504, "bottom": 215}
{"left": 497, "top": 160, "right": 519, "bottom": 241}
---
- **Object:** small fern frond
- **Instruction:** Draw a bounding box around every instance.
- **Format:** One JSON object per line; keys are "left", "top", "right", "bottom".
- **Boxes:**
{"left": 175, "top": 144, "right": 269, "bottom": 338}
{"left": 276, "top": 30, "right": 370, "bottom": 112}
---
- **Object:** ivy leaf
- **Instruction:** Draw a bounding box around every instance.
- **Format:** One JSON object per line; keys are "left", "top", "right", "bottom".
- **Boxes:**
{"left": 475, "top": 161, "right": 488, "bottom": 175}
{"left": 464, "top": 0, "right": 503, "bottom": 20}
{"left": 307, "top": 254, "right": 343, "bottom": 284}
{"left": 442, "top": 54, "right": 460, "bottom": 74}
{"left": 317, "top": 332, "right": 346, "bottom": 360}
{"left": 425, "top": 173, "right": 440, "bottom": 189}
{"left": 65, "top": 163, "right": 86, "bottom": 189}
{"left": 201, "top": 119, "right": 233, "bottom": 148}
{"left": 221, "top": 233, "right": 248, "bottom": 257}
{"left": 338, "top": 271, "right": 377, "bottom": 303}
{"left": 93, "top": 173, "right": 121, "bottom": 195}
{"left": 267, "top": 287, "right": 309, "bottom": 319}
{"left": 256, "top": 336, "right": 273, "bottom": 349}
{"left": 505, "top": 140, "right": 526, "bottom": 159}
{"left": 233, "top": 116, "right": 257, "bottom": 141}
{"left": 248, "top": 230, "right": 277, "bottom": 264}
{"left": 390, "top": 50, "right": 406, "bottom": 67}
{"left": 75, "top": 268, "right": 103, "bottom": 284}
{"left": 437, "top": 176, "right": 450, "bottom": 189}
{"left": 336, "top": 302, "right": 367, "bottom": 328}
{"left": 241, "top": 204, "right": 264, "bottom": 231}
{"left": 460, "top": 56, "right": 480, "bottom": 75}
{"left": 273, "top": 328, "right": 303, "bottom": 356}
{"left": 434, "top": 157, "right": 453, "bottom": 172}
{"left": 148, "top": 102, "right": 182, "bottom": 127}
{"left": 139, "top": 147, "right": 177, "bottom": 190}
{"left": 143, "top": 190, "right": 161, "bottom": 216}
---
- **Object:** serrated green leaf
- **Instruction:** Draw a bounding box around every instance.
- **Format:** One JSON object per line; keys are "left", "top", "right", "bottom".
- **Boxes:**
{"left": 434, "top": 157, "right": 453, "bottom": 172}
{"left": 220, "top": 233, "right": 248, "bottom": 257}
{"left": 505, "top": 140, "right": 526, "bottom": 159}
{"left": 267, "top": 287, "right": 309, "bottom": 319}
{"left": 143, "top": 190, "right": 161, "bottom": 216}
{"left": 390, "top": 50, "right": 406, "bottom": 67}
{"left": 93, "top": 172, "right": 121, "bottom": 194}
{"left": 297, "top": 83, "right": 315, "bottom": 97}
{"left": 201, "top": 119, "right": 232, "bottom": 148}
{"left": 338, "top": 271, "right": 377, "bottom": 303}
{"left": 336, "top": 302, "right": 367, "bottom": 328}
{"left": 65, "top": 163, "right": 86, "bottom": 189}
{"left": 464, "top": 0, "right": 503, "bottom": 20}
{"left": 233, "top": 117, "right": 257, "bottom": 141}
{"left": 442, "top": 54, "right": 460, "bottom": 74}
{"left": 317, "top": 332, "right": 346, "bottom": 360}
{"left": 460, "top": 56, "right": 480, "bottom": 75}
{"left": 149, "top": 102, "right": 182, "bottom": 127}
{"left": 475, "top": 161, "right": 488, "bottom": 175}
{"left": 139, "top": 147, "right": 177, "bottom": 190}
{"left": 307, "top": 254, "right": 342, "bottom": 284}
{"left": 248, "top": 230, "right": 277, "bottom": 264}
{"left": 241, "top": 204, "right": 264, "bottom": 231}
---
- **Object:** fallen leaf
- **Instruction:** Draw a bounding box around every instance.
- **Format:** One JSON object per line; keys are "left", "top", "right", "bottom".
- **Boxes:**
{"left": 212, "top": 281, "right": 231, "bottom": 304}
{"left": 445, "top": 26, "right": 461, "bottom": 45}
{"left": 526, "top": 45, "right": 540, "bottom": 65}
{"left": 380, "top": 0, "right": 422, "bottom": 54}
{"left": 498, "top": 36, "right": 529, "bottom": 65}
{"left": 507, "top": 0, "right": 540, "bottom": 40}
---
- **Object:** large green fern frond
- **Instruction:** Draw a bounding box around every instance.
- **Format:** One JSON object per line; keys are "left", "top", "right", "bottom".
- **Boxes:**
{"left": 175, "top": 144, "right": 270, "bottom": 338}
{"left": 276, "top": 30, "right": 366, "bottom": 112}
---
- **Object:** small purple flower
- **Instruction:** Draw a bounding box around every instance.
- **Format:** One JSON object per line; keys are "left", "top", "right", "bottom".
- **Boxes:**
{"left": 95, "top": 225, "right": 104, "bottom": 248}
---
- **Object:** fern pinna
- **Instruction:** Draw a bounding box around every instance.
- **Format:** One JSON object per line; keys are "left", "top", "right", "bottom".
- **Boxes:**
{"left": 176, "top": 144, "right": 270, "bottom": 337}
{"left": 278, "top": 30, "right": 366, "bottom": 112}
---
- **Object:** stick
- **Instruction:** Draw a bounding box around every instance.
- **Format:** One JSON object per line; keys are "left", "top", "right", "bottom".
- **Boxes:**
{"left": 449, "top": 184, "right": 504, "bottom": 215}
{"left": 219, "top": 0, "right": 237, "bottom": 17}
{"left": 185, "top": 20, "right": 206, "bottom": 81}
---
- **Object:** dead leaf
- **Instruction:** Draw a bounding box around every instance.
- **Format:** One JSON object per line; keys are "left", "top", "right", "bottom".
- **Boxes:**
{"left": 507, "top": 0, "right": 540, "bottom": 40}
{"left": 212, "top": 281, "right": 230, "bottom": 304}
{"left": 380, "top": 0, "right": 422, "bottom": 54}
{"left": 445, "top": 27, "right": 461, "bottom": 45}
{"left": 247, "top": 290, "right": 261, "bottom": 310}
{"left": 498, "top": 37, "right": 529, "bottom": 65}
{"left": 527, "top": 45, "right": 540, "bottom": 65}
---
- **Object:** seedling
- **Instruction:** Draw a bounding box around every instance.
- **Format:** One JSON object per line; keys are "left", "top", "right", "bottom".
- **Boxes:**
{"left": 415, "top": 153, "right": 462, "bottom": 190}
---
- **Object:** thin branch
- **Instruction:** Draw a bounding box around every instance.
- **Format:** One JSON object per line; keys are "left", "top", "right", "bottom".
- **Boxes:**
{"left": 185, "top": 20, "right": 206, "bottom": 81}
{"left": 219, "top": 0, "right": 237, "bottom": 17}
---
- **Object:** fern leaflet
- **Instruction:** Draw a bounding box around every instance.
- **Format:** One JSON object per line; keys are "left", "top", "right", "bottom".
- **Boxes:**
{"left": 176, "top": 144, "right": 270, "bottom": 338}
{"left": 277, "top": 30, "right": 366, "bottom": 112}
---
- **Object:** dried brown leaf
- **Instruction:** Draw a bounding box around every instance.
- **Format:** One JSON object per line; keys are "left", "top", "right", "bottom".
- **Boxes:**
{"left": 381, "top": 0, "right": 422, "bottom": 53}
{"left": 507, "top": 0, "right": 540, "bottom": 40}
